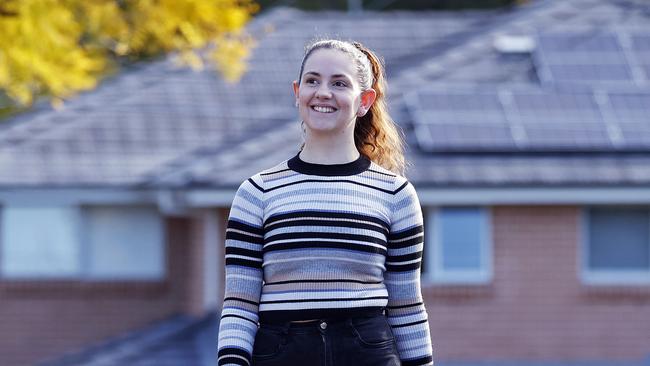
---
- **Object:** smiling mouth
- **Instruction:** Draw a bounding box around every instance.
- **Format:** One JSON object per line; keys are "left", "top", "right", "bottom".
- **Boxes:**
{"left": 311, "top": 106, "right": 337, "bottom": 113}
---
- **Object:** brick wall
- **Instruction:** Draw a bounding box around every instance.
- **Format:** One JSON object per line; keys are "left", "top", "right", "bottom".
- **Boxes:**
{"left": 425, "top": 206, "right": 650, "bottom": 362}
{"left": 0, "top": 217, "right": 192, "bottom": 366}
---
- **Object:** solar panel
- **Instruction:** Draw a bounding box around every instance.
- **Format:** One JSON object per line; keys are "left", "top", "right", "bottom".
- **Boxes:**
{"left": 513, "top": 92, "right": 598, "bottom": 110}
{"left": 548, "top": 64, "right": 633, "bottom": 81}
{"left": 419, "top": 123, "right": 516, "bottom": 151}
{"left": 608, "top": 93, "right": 650, "bottom": 116}
{"left": 534, "top": 31, "right": 644, "bottom": 85}
{"left": 631, "top": 34, "right": 650, "bottom": 51}
{"left": 522, "top": 123, "right": 611, "bottom": 148}
{"left": 642, "top": 65, "right": 650, "bottom": 80}
{"left": 411, "top": 91, "right": 514, "bottom": 151}
{"left": 511, "top": 92, "right": 612, "bottom": 149}
{"left": 410, "top": 87, "right": 650, "bottom": 152}
{"left": 607, "top": 92, "right": 650, "bottom": 146}
{"left": 538, "top": 34, "right": 622, "bottom": 52}
{"left": 415, "top": 92, "right": 502, "bottom": 112}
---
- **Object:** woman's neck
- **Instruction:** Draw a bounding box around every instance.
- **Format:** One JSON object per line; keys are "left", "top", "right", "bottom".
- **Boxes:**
{"left": 299, "top": 137, "right": 359, "bottom": 164}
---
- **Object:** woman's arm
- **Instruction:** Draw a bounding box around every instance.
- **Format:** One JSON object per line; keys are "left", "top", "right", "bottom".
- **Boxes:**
{"left": 217, "top": 176, "right": 265, "bottom": 366}
{"left": 385, "top": 179, "right": 434, "bottom": 366}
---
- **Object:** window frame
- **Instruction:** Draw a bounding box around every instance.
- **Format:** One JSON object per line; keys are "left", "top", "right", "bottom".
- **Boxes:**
{"left": 580, "top": 205, "right": 650, "bottom": 285}
{"left": 423, "top": 206, "right": 493, "bottom": 285}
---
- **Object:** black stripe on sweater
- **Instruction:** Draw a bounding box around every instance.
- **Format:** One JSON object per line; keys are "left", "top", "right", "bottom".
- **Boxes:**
{"left": 226, "top": 231, "right": 264, "bottom": 245}
{"left": 266, "top": 231, "right": 386, "bottom": 246}
{"left": 386, "top": 262, "right": 421, "bottom": 272}
{"left": 247, "top": 177, "right": 264, "bottom": 193}
{"left": 391, "top": 319, "right": 428, "bottom": 328}
{"left": 218, "top": 347, "right": 251, "bottom": 360}
{"left": 220, "top": 314, "right": 258, "bottom": 325}
{"left": 260, "top": 168, "right": 292, "bottom": 176}
{"left": 226, "top": 246, "right": 263, "bottom": 260}
{"left": 386, "top": 302, "right": 423, "bottom": 310}
{"left": 227, "top": 220, "right": 264, "bottom": 236}
{"left": 218, "top": 356, "right": 249, "bottom": 366}
{"left": 386, "top": 251, "right": 422, "bottom": 262}
{"left": 388, "top": 236, "right": 424, "bottom": 250}
{"left": 225, "top": 257, "right": 262, "bottom": 269}
{"left": 388, "top": 225, "right": 423, "bottom": 241}
{"left": 265, "top": 211, "right": 389, "bottom": 229}
{"left": 402, "top": 355, "right": 433, "bottom": 366}
{"left": 260, "top": 296, "right": 388, "bottom": 304}
{"left": 368, "top": 168, "right": 397, "bottom": 177}
{"left": 264, "top": 279, "right": 382, "bottom": 285}
{"left": 393, "top": 181, "right": 409, "bottom": 194}
{"left": 223, "top": 297, "right": 259, "bottom": 306}
{"left": 265, "top": 219, "right": 389, "bottom": 235}
{"left": 266, "top": 179, "right": 394, "bottom": 194}
{"left": 263, "top": 240, "right": 387, "bottom": 256}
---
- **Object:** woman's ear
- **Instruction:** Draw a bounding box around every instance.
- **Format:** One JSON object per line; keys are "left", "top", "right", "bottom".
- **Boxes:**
{"left": 358, "top": 88, "right": 377, "bottom": 117}
{"left": 292, "top": 80, "right": 300, "bottom": 107}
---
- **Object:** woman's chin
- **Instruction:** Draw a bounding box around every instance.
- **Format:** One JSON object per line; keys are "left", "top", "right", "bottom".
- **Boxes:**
{"left": 304, "top": 122, "right": 340, "bottom": 134}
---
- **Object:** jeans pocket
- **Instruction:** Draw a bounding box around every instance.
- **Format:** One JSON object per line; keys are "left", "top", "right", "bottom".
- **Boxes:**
{"left": 349, "top": 315, "right": 396, "bottom": 349}
{"left": 252, "top": 326, "right": 285, "bottom": 361}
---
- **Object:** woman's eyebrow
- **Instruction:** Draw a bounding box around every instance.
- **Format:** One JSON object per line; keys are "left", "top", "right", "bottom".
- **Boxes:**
{"left": 331, "top": 74, "right": 352, "bottom": 81}
{"left": 304, "top": 71, "right": 352, "bottom": 82}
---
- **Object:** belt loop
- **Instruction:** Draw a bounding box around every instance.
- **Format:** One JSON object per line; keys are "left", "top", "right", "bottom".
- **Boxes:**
{"left": 281, "top": 321, "right": 291, "bottom": 335}
{"left": 346, "top": 316, "right": 354, "bottom": 329}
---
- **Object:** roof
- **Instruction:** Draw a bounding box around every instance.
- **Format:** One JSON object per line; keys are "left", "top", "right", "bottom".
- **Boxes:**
{"left": 1, "top": 1, "right": 650, "bottom": 189}
{"left": 0, "top": 6, "right": 485, "bottom": 188}
{"left": 38, "top": 312, "right": 217, "bottom": 366}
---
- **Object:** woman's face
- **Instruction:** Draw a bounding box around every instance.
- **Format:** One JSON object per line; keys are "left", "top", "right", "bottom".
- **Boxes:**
{"left": 293, "top": 48, "right": 375, "bottom": 137}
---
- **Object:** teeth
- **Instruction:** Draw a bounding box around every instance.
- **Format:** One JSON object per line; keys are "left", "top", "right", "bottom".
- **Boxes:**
{"left": 313, "top": 106, "right": 336, "bottom": 113}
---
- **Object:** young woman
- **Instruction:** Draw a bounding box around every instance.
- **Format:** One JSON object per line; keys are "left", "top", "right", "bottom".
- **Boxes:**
{"left": 217, "top": 39, "right": 434, "bottom": 366}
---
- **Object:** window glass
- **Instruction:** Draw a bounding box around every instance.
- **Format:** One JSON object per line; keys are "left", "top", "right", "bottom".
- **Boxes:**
{"left": 439, "top": 207, "right": 483, "bottom": 270}
{"left": 1, "top": 207, "right": 81, "bottom": 277}
{"left": 588, "top": 208, "right": 650, "bottom": 270}
{"left": 85, "top": 206, "right": 165, "bottom": 279}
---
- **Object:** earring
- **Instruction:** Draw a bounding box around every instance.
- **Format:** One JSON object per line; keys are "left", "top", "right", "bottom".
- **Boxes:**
{"left": 295, "top": 101, "right": 299, "bottom": 107}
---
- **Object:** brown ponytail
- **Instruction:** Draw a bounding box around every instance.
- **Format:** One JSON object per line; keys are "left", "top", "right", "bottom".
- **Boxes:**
{"left": 297, "top": 39, "right": 408, "bottom": 175}
{"left": 351, "top": 42, "right": 407, "bottom": 176}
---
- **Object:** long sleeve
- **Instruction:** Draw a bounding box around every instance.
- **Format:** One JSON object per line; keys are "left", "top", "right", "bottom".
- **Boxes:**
{"left": 385, "top": 179, "right": 434, "bottom": 366}
{"left": 217, "top": 176, "right": 265, "bottom": 366}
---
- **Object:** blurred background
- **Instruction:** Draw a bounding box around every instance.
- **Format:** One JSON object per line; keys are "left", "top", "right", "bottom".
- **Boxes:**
{"left": 1, "top": 0, "right": 649, "bottom": 365}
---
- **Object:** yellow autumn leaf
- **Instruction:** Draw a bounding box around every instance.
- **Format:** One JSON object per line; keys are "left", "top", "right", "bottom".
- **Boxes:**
{"left": 0, "top": 0, "right": 257, "bottom": 107}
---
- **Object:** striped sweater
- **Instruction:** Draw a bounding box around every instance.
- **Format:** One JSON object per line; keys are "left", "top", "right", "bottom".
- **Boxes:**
{"left": 217, "top": 152, "right": 434, "bottom": 366}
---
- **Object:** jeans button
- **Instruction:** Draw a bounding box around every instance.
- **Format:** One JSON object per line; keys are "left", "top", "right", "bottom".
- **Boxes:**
{"left": 319, "top": 321, "right": 327, "bottom": 330}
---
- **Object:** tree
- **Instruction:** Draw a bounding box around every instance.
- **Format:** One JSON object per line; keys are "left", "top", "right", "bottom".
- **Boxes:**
{"left": 0, "top": 0, "right": 258, "bottom": 108}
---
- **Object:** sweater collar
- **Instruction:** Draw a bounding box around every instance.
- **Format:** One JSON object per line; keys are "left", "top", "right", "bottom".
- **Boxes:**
{"left": 288, "top": 152, "right": 371, "bottom": 176}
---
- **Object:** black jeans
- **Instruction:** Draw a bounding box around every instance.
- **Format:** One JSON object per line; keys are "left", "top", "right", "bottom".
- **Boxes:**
{"left": 252, "top": 310, "right": 401, "bottom": 366}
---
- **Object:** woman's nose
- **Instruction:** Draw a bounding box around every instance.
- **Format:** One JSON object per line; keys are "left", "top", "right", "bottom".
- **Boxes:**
{"left": 315, "top": 84, "right": 332, "bottom": 98}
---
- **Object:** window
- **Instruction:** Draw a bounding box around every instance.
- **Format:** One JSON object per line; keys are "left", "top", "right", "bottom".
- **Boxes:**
{"left": 582, "top": 207, "right": 650, "bottom": 285}
{"left": 84, "top": 206, "right": 165, "bottom": 280}
{"left": 1, "top": 207, "right": 82, "bottom": 278}
{"left": 423, "top": 207, "right": 492, "bottom": 284}
{"left": 1, "top": 205, "right": 165, "bottom": 280}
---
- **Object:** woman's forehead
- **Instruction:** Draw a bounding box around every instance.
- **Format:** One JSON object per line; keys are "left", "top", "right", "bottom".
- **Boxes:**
{"left": 303, "top": 48, "right": 357, "bottom": 78}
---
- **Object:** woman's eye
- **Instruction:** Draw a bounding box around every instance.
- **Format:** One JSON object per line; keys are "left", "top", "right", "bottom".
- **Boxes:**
{"left": 333, "top": 81, "right": 347, "bottom": 87}
{"left": 305, "top": 78, "right": 318, "bottom": 85}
